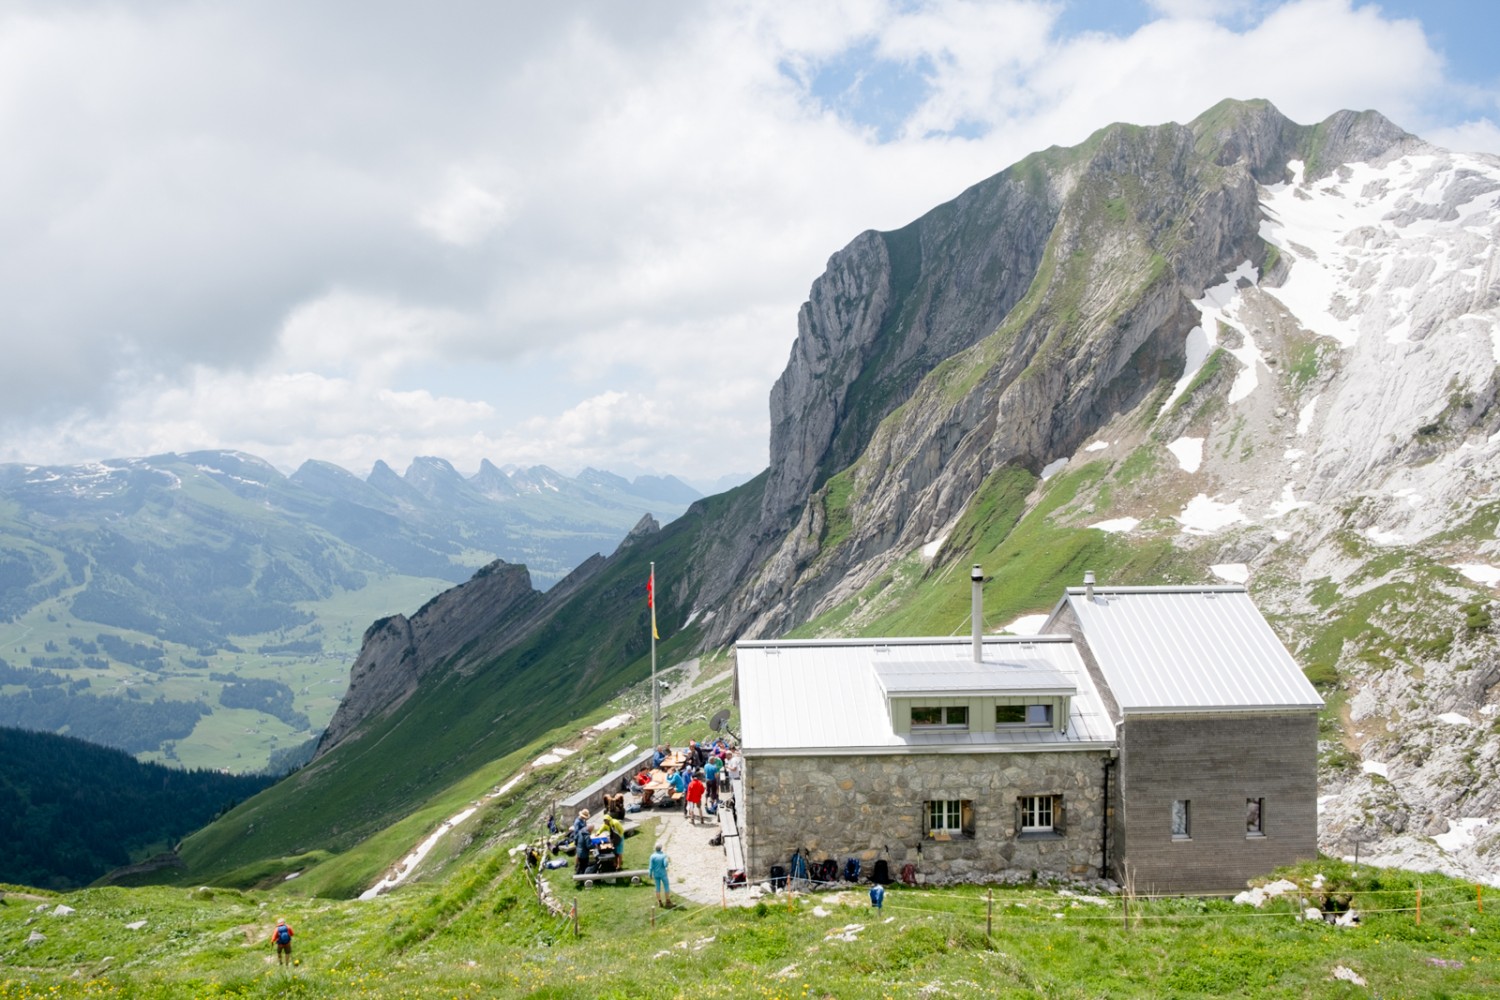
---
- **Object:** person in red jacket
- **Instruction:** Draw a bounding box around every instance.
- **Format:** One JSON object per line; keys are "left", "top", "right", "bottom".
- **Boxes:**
{"left": 270, "top": 918, "right": 294, "bottom": 966}
{"left": 685, "top": 771, "right": 706, "bottom": 825}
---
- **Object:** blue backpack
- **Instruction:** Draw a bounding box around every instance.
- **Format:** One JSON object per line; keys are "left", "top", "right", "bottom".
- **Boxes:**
{"left": 275, "top": 924, "right": 291, "bottom": 945}
{"left": 843, "top": 858, "right": 861, "bottom": 882}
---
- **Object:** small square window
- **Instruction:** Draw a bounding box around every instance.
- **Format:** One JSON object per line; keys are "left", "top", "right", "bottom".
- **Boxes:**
{"left": 925, "top": 799, "right": 973, "bottom": 837}
{"left": 1171, "top": 799, "right": 1190, "bottom": 839}
{"left": 1246, "top": 798, "right": 1264, "bottom": 836}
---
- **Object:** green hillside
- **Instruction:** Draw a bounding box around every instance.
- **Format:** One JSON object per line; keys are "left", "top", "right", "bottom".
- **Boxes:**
{"left": 158, "top": 484, "right": 760, "bottom": 890}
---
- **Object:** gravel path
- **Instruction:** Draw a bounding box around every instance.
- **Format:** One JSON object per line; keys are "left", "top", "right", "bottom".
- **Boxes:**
{"left": 626, "top": 797, "right": 754, "bottom": 908}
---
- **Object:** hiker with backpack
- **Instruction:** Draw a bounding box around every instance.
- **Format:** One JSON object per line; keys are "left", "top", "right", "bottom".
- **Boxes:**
{"left": 269, "top": 918, "right": 294, "bottom": 966}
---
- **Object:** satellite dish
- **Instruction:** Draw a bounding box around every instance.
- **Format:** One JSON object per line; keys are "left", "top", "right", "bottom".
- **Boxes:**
{"left": 709, "top": 709, "right": 730, "bottom": 732}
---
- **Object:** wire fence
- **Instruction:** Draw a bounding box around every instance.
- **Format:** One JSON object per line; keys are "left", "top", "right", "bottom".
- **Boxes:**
{"left": 518, "top": 843, "right": 1492, "bottom": 939}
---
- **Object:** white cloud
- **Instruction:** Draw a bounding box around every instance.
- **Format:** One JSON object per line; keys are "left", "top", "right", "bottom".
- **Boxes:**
{"left": 0, "top": 0, "right": 1491, "bottom": 484}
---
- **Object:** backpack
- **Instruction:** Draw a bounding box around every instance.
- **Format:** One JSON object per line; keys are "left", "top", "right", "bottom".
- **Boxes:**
{"left": 872, "top": 859, "right": 890, "bottom": 884}
{"left": 275, "top": 924, "right": 291, "bottom": 945}
{"left": 816, "top": 859, "right": 838, "bottom": 885}
{"left": 770, "top": 865, "right": 787, "bottom": 891}
{"left": 900, "top": 863, "right": 917, "bottom": 885}
{"left": 843, "top": 858, "right": 861, "bottom": 882}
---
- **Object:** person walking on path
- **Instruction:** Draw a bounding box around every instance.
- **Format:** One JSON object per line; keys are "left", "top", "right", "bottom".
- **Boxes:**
{"left": 270, "top": 918, "right": 295, "bottom": 966}
{"left": 685, "top": 772, "right": 706, "bottom": 825}
{"left": 649, "top": 843, "right": 672, "bottom": 908}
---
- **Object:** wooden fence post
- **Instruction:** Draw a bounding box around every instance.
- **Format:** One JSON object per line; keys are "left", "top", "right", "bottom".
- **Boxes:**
{"left": 987, "top": 889, "right": 993, "bottom": 937}
{"left": 1416, "top": 886, "right": 1422, "bottom": 926}
{"left": 572, "top": 900, "right": 579, "bottom": 937}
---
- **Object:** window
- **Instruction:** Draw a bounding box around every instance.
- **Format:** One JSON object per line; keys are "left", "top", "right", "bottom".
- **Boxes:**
{"left": 911, "top": 706, "right": 969, "bottom": 728}
{"left": 1171, "top": 799, "right": 1190, "bottom": 840}
{"left": 996, "top": 704, "right": 1053, "bottom": 727}
{"left": 1019, "top": 795, "right": 1056, "bottom": 833}
{"left": 1246, "top": 798, "right": 1264, "bottom": 837}
{"left": 925, "top": 799, "right": 973, "bottom": 838}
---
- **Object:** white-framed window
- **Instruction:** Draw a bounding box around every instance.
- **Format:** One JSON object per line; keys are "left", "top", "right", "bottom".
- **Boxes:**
{"left": 996, "top": 704, "right": 1053, "bottom": 727}
{"left": 1246, "top": 798, "right": 1264, "bottom": 837}
{"left": 1171, "top": 799, "right": 1191, "bottom": 840}
{"left": 925, "top": 799, "right": 973, "bottom": 837}
{"left": 1018, "top": 794, "right": 1057, "bottom": 833}
{"left": 911, "top": 705, "right": 969, "bottom": 728}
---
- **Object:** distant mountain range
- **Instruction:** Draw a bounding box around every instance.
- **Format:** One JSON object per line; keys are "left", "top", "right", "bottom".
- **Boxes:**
{"left": 0, "top": 451, "right": 697, "bottom": 771}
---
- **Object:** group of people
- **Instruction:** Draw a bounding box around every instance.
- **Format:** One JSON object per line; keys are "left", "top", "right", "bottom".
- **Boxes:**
{"left": 565, "top": 802, "right": 628, "bottom": 876}
{"left": 632, "top": 738, "right": 740, "bottom": 825}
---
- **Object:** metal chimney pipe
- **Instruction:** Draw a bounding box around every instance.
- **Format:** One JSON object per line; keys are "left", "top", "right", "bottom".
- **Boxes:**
{"left": 1084, "top": 569, "right": 1095, "bottom": 601}
{"left": 971, "top": 564, "right": 984, "bottom": 663}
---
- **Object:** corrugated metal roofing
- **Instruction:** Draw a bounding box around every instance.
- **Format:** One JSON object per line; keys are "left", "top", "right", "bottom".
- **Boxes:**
{"left": 736, "top": 636, "right": 1114, "bottom": 755}
{"left": 1054, "top": 586, "right": 1323, "bottom": 713}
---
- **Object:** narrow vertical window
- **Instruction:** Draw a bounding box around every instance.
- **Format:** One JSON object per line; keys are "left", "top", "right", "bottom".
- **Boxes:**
{"left": 1171, "top": 799, "right": 1190, "bottom": 839}
{"left": 1246, "top": 798, "right": 1264, "bottom": 836}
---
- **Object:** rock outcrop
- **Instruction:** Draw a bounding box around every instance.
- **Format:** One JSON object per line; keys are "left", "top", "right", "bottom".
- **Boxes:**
{"left": 314, "top": 560, "right": 540, "bottom": 757}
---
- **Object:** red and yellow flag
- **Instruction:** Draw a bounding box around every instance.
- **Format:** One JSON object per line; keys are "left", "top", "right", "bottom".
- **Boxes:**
{"left": 647, "top": 569, "right": 659, "bottom": 640}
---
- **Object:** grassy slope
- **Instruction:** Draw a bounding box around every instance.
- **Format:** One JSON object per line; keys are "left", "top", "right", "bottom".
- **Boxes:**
{"left": 3, "top": 657, "right": 1494, "bottom": 996}
{"left": 4, "top": 843, "right": 1495, "bottom": 997}
{"left": 166, "top": 482, "right": 761, "bottom": 888}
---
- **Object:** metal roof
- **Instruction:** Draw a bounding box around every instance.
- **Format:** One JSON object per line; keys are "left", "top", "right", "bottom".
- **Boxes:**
{"left": 1049, "top": 586, "right": 1323, "bottom": 714}
{"left": 736, "top": 635, "right": 1114, "bottom": 755}
{"left": 874, "top": 658, "right": 1076, "bottom": 697}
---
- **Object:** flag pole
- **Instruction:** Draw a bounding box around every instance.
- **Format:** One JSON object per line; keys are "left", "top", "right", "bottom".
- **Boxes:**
{"left": 650, "top": 561, "right": 660, "bottom": 746}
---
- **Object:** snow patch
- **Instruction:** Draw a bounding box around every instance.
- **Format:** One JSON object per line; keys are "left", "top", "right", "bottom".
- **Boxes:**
{"left": 1453, "top": 563, "right": 1500, "bottom": 586}
{"left": 1167, "top": 437, "right": 1204, "bottom": 473}
{"left": 1001, "top": 614, "right": 1048, "bottom": 636}
{"left": 1434, "top": 817, "right": 1490, "bottom": 853}
{"left": 1040, "top": 457, "right": 1068, "bottom": 480}
{"left": 1362, "top": 760, "right": 1389, "bottom": 779}
{"left": 360, "top": 806, "right": 479, "bottom": 900}
{"left": 1210, "top": 563, "right": 1249, "bottom": 584}
{"left": 1084, "top": 440, "right": 1111, "bottom": 452}
{"left": 591, "top": 714, "right": 632, "bottom": 732}
{"left": 1268, "top": 482, "right": 1311, "bottom": 518}
{"left": 922, "top": 533, "right": 948, "bottom": 559}
{"left": 1091, "top": 517, "right": 1139, "bottom": 534}
{"left": 1364, "top": 528, "right": 1406, "bottom": 546}
{"left": 1161, "top": 260, "right": 1261, "bottom": 413}
{"left": 1174, "top": 495, "right": 1246, "bottom": 534}
{"left": 533, "top": 746, "right": 577, "bottom": 766}
{"left": 1437, "top": 712, "right": 1473, "bottom": 727}
{"left": 1296, "top": 396, "right": 1318, "bottom": 436}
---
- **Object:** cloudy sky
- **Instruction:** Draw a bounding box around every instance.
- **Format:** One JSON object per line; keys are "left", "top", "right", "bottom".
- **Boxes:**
{"left": 1, "top": 0, "right": 1495, "bottom": 487}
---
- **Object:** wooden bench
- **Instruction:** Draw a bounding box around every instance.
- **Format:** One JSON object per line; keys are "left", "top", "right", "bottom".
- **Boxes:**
{"left": 719, "top": 792, "right": 746, "bottom": 877}
{"left": 572, "top": 868, "right": 650, "bottom": 888}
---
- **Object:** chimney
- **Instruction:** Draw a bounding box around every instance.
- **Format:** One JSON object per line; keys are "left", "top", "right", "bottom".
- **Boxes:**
{"left": 1084, "top": 569, "right": 1095, "bottom": 601}
{"left": 971, "top": 564, "right": 985, "bottom": 663}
